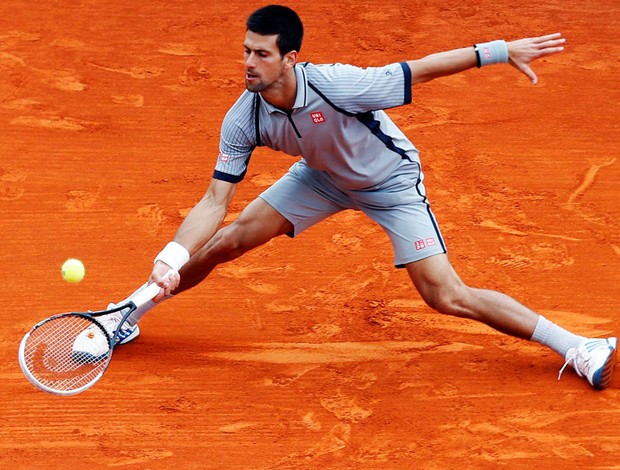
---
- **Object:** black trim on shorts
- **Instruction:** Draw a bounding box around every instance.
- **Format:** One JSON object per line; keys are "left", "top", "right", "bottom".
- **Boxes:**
{"left": 394, "top": 162, "right": 448, "bottom": 268}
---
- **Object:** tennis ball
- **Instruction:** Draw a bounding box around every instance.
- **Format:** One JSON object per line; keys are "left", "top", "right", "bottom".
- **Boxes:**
{"left": 61, "top": 258, "right": 85, "bottom": 283}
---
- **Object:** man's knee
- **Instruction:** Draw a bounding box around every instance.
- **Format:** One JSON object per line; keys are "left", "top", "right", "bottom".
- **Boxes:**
{"left": 421, "top": 284, "right": 465, "bottom": 315}
{"left": 406, "top": 255, "right": 471, "bottom": 317}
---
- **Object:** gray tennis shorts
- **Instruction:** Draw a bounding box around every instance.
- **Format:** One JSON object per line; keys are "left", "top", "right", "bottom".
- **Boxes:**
{"left": 259, "top": 159, "right": 447, "bottom": 267}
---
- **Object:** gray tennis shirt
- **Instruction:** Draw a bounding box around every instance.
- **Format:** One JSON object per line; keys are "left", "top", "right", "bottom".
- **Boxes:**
{"left": 214, "top": 61, "right": 418, "bottom": 190}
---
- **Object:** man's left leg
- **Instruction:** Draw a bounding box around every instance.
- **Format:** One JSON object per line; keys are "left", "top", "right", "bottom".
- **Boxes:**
{"left": 405, "top": 253, "right": 617, "bottom": 389}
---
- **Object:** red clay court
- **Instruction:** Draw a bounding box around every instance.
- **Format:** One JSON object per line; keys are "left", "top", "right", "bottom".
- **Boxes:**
{"left": 1, "top": 1, "right": 619, "bottom": 468}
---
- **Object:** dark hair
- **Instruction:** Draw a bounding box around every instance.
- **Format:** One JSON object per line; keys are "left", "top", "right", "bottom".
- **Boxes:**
{"left": 246, "top": 5, "right": 304, "bottom": 56}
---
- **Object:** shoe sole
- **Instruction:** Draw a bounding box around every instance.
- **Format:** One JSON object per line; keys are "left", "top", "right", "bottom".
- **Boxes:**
{"left": 592, "top": 337, "right": 618, "bottom": 390}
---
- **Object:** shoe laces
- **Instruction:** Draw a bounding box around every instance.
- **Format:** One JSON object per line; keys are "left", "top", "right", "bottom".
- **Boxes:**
{"left": 558, "top": 341, "right": 602, "bottom": 381}
{"left": 97, "top": 312, "right": 124, "bottom": 336}
{"left": 558, "top": 347, "right": 580, "bottom": 381}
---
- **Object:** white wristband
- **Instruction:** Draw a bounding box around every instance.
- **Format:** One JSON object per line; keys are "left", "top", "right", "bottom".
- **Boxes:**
{"left": 474, "top": 40, "right": 509, "bottom": 67}
{"left": 154, "top": 241, "right": 190, "bottom": 271}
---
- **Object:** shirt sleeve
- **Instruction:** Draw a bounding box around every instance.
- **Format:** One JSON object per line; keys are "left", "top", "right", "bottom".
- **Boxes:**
{"left": 310, "top": 62, "right": 412, "bottom": 114}
{"left": 213, "top": 93, "right": 257, "bottom": 183}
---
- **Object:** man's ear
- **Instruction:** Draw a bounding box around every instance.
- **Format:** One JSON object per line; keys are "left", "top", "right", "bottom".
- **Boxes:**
{"left": 284, "top": 50, "right": 298, "bottom": 69}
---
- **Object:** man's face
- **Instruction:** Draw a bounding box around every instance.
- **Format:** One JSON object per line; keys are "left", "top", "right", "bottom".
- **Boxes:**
{"left": 243, "top": 30, "right": 289, "bottom": 93}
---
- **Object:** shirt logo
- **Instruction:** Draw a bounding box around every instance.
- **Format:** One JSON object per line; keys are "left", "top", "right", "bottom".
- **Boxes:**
{"left": 311, "top": 112, "right": 326, "bottom": 124}
{"left": 218, "top": 152, "right": 231, "bottom": 163}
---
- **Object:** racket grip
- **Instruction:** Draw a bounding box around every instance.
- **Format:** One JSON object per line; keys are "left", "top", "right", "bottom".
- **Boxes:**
{"left": 130, "top": 282, "right": 161, "bottom": 308}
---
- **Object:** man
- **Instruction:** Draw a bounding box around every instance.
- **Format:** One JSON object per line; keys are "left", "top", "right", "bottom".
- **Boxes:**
{"left": 75, "top": 5, "right": 616, "bottom": 389}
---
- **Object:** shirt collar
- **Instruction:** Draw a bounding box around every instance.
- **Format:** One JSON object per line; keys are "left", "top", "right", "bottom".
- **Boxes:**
{"left": 259, "top": 64, "right": 308, "bottom": 113}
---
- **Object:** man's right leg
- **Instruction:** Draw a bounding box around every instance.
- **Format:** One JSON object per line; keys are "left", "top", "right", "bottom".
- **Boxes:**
{"left": 122, "top": 197, "right": 293, "bottom": 327}
{"left": 176, "top": 196, "right": 294, "bottom": 294}
{"left": 126, "top": 160, "right": 345, "bottom": 327}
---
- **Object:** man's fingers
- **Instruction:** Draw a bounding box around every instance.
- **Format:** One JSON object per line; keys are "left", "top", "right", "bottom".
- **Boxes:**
{"left": 149, "top": 266, "right": 181, "bottom": 302}
{"left": 509, "top": 59, "right": 538, "bottom": 84}
{"left": 519, "top": 63, "right": 538, "bottom": 84}
{"left": 533, "top": 32, "right": 563, "bottom": 44}
{"left": 159, "top": 269, "right": 180, "bottom": 295}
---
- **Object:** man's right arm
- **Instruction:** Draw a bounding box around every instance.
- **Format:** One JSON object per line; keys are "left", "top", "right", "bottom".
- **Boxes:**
{"left": 150, "top": 178, "right": 237, "bottom": 295}
{"left": 173, "top": 178, "right": 237, "bottom": 256}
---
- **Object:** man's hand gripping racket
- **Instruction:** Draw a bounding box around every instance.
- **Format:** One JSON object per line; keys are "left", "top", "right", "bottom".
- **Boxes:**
{"left": 18, "top": 282, "right": 161, "bottom": 396}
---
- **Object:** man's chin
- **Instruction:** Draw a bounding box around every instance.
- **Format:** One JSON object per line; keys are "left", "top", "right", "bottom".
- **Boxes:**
{"left": 245, "top": 81, "right": 265, "bottom": 93}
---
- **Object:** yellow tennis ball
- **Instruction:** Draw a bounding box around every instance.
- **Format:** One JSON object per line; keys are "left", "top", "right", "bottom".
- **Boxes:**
{"left": 61, "top": 258, "right": 85, "bottom": 283}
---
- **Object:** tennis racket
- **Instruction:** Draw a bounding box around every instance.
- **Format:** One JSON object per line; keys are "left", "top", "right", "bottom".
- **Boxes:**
{"left": 18, "top": 282, "right": 161, "bottom": 396}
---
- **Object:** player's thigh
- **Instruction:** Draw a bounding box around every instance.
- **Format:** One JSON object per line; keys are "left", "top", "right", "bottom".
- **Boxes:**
{"left": 231, "top": 197, "right": 294, "bottom": 249}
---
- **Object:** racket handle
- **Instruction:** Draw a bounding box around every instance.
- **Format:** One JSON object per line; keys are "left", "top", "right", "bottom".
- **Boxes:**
{"left": 130, "top": 282, "right": 161, "bottom": 308}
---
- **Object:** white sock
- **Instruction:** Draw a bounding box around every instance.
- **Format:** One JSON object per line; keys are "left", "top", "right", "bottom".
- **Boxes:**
{"left": 530, "top": 315, "right": 586, "bottom": 358}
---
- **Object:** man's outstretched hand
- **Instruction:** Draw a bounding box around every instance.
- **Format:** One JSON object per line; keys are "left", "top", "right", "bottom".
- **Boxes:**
{"left": 508, "top": 32, "right": 566, "bottom": 84}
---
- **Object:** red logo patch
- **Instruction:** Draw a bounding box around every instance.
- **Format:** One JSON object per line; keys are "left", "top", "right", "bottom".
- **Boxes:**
{"left": 311, "top": 112, "right": 326, "bottom": 124}
{"left": 425, "top": 238, "right": 437, "bottom": 247}
{"left": 415, "top": 240, "right": 426, "bottom": 251}
{"left": 218, "top": 152, "right": 231, "bottom": 163}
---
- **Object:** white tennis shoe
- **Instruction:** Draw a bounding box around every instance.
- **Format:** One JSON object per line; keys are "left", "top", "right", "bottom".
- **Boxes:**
{"left": 71, "top": 304, "right": 140, "bottom": 362}
{"left": 558, "top": 337, "right": 617, "bottom": 390}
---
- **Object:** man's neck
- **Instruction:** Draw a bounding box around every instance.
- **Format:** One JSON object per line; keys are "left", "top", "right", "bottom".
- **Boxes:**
{"left": 261, "top": 67, "right": 297, "bottom": 112}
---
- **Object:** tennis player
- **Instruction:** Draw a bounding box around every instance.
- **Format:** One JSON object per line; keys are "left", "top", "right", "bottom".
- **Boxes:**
{"left": 75, "top": 5, "right": 616, "bottom": 389}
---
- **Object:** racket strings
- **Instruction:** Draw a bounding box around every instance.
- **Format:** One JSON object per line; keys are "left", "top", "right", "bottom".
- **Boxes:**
{"left": 22, "top": 315, "right": 111, "bottom": 392}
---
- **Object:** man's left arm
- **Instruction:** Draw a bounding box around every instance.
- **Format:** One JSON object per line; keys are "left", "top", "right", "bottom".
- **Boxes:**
{"left": 407, "top": 33, "right": 565, "bottom": 86}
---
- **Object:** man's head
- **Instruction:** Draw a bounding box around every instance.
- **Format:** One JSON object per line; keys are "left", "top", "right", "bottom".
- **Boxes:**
{"left": 246, "top": 5, "right": 303, "bottom": 57}
{"left": 243, "top": 5, "right": 303, "bottom": 96}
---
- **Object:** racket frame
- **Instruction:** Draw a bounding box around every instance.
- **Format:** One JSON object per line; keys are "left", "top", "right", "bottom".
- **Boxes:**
{"left": 18, "top": 282, "right": 160, "bottom": 396}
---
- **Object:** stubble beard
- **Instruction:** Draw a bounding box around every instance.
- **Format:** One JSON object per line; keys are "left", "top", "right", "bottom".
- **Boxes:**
{"left": 245, "top": 81, "right": 266, "bottom": 93}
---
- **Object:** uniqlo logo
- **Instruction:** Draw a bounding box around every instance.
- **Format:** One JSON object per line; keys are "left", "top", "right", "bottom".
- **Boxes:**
{"left": 218, "top": 152, "right": 231, "bottom": 163}
{"left": 483, "top": 47, "right": 491, "bottom": 60}
{"left": 415, "top": 240, "right": 426, "bottom": 251}
{"left": 426, "top": 238, "right": 437, "bottom": 247}
{"left": 311, "top": 112, "right": 326, "bottom": 124}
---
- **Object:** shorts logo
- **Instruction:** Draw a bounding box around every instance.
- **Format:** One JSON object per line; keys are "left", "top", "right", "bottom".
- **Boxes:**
{"left": 311, "top": 112, "right": 326, "bottom": 124}
{"left": 218, "top": 152, "right": 231, "bottom": 163}
{"left": 415, "top": 238, "right": 437, "bottom": 251}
